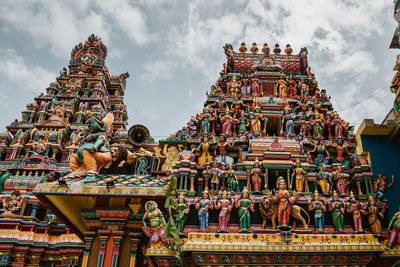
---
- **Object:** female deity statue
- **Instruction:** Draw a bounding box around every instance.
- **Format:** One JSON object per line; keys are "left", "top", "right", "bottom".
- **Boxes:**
{"left": 226, "top": 163, "right": 239, "bottom": 193}
{"left": 214, "top": 135, "right": 234, "bottom": 165}
{"left": 234, "top": 187, "right": 255, "bottom": 233}
{"left": 333, "top": 114, "right": 343, "bottom": 137}
{"left": 346, "top": 192, "right": 364, "bottom": 233}
{"left": 287, "top": 75, "right": 297, "bottom": 97}
{"left": 195, "top": 190, "right": 213, "bottom": 232}
{"left": 361, "top": 196, "right": 384, "bottom": 235}
{"left": 267, "top": 177, "right": 299, "bottom": 227}
{"left": 142, "top": 201, "right": 169, "bottom": 247}
{"left": 237, "top": 112, "right": 249, "bottom": 134}
{"left": 250, "top": 160, "right": 263, "bottom": 192}
{"left": 221, "top": 109, "right": 234, "bottom": 135}
{"left": 374, "top": 174, "right": 394, "bottom": 202}
{"left": 313, "top": 114, "right": 323, "bottom": 138}
{"left": 240, "top": 78, "right": 251, "bottom": 95}
{"left": 306, "top": 191, "right": 327, "bottom": 233}
{"left": 0, "top": 190, "right": 22, "bottom": 215}
{"left": 251, "top": 78, "right": 260, "bottom": 97}
{"left": 329, "top": 191, "right": 345, "bottom": 232}
{"left": 317, "top": 165, "right": 331, "bottom": 195}
{"left": 333, "top": 166, "right": 349, "bottom": 196}
{"left": 200, "top": 108, "right": 212, "bottom": 134}
{"left": 291, "top": 160, "right": 308, "bottom": 192}
{"left": 308, "top": 139, "right": 330, "bottom": 167}
{"left": 174, "top": 194, "right": 190, "bottom": 235}
{"left": 193, "top": 136, "right": 213, "bottom": 166}
{"left": 213, "top": 191, "right": 233, "bottom": 232}
{"left": 387, "top": 207, "right": 400, "bottom": 249}
{"left": 283, "top": 108, "right": 295, "bottom": 137}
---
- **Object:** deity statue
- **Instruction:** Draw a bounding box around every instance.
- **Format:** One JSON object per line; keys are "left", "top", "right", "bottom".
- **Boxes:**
{"left": 226, "top": 163, "right": 239, "bottom": 193}
{"left": 298, "top": 79, "right": 308, "bottom": 99}
{"left": 251, "top": 78, "right": 260, "bottom": 97}
{"left": 227, "top": 76, "right": 241, "bottom": 96}
{"left": 317, "top": 164, "right": 331, "bottom": 195}
{"left": 361, "top": 196, "right": 383, "bottom": 235}
{"left": 283, "top": 108, "right": 295, "bottom": 137}
{"left": 291, "top": 160, "right": 308, "bottom": 192}
{"left": 221, "top": 109, "right": 234, "bottom": 135}
{"left": 306, "top": 191, "right": 327, "bottom": 233}
{"left": 308, "top": 139, "right": 330, "bottom": 167}
{"left": 67, "top": 111, "right": 114, "bottom": 178}
{"left": 192, "top": 136, "right": 213, "bottom": 166}
{"left": 373, "top": 174, "right": 394, "bottom": 202}
{"left": 200, "top": 107, "right": 212, "bottom": 134}
{"left": 30, "top": 136, "right": 47, "bottom": 156}
{"left": 387, "top": 207, "right": 400, "bottom": 249}
{"left": 333, "top": 166, "right": 349, "bottom": 196}
{"left": 231, "top": 96, "right": 247, "bottom": 115}
{"left": 214, "top": 135, "right": 232, "bottom": 162}
{"left": 195, "top": 190, "right": 213, "bottom": 232}
{"left": 213, "top": 191, "right": 233, "bottom": 232}
{"left": 142, "top": 201, "right": 169, "bottom": 247}
{"left": 287, "top": 75, "right": 297, "bottom": 97}
{"left": 330, "top": 137, "right": 354, "bottom": 169}
{"left": 159, "top": 145, "right": 180, "bottom": 171}
{"left": 234, "top": 187, "right": 255, "bottom": 233}
{"left": 237, "top": 112, "right": 249, "bottom": 134}
{"left": 174, "top": 194, "right": 190, "bottom": 235}
{"left": 0, "top": 190, "right": 22, "bottom": 216}
{"left": 250, "top": 160, "right": 263, "bottom": 192}
{"left": 273, "top": 44, "right": 281, "bottom": 54}
{"left": 276, "top": 77, "right": 287, "bottom": 97}
{"left": 267, "top": 177, "right": 299, "bottom": 227}
{"left": 312, "top": 114, "right": 323, "bottom": 138}
{"left": 333, "top": 114, "right": 343, "bottom": 137}
{"left": 239, "top": 42, "right": 247, "bottom": 53}
{"left": 346, "top": 192, "right": 364, "bottom": 233}
{"left": 262, "top": 43, "right": 270, "bottom": 54}
{"left": 210, "top": 162, "right": 222, "bottom": 191}
{"left": 329, "top": 191, "right": 345, "bottom": 232}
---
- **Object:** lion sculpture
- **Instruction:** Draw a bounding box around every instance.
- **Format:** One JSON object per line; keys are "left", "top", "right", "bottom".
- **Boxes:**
{"left": 259, "top": 196, "right": 310, "bottom": 230}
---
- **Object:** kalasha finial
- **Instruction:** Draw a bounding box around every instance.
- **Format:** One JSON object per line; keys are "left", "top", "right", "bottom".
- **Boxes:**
{"left": 250, "top": 42, "right": 259, "bottom": 54}
{"left": 239, "top": 42, "right": 247, "bottom": 53}
{"left": 285, "top": 44, "right": 293, "bottom": 55}
{"left": 262, "top": 43, "right": 270, "bottom": 54}
{"left": 273, "top": 43, "right": 281, "bottom": 54}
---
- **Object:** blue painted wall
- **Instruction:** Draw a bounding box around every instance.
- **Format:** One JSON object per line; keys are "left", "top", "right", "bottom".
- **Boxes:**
{"left": 361, "top": 135, "right": 400, "bottom": 219}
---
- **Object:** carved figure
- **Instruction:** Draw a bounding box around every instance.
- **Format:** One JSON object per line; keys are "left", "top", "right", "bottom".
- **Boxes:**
{"left": 0, "top": 190, "right": 22, "bottom": 216}
{"left": 234, "top": 187, "right": 255, "bottom": 233}
{"left": 142, "top": 201, "right": 169, "bottom": 247}
{"left": 195, "top": 190, "right": 213, "bottom": 232}
{"left": 174, "top": 194, "right": 190, "bottom": 234}
{"left": 214, "top": 191, "right": 233, "bottom": 232}
{"left": 306, "top": 191, "right": 327, "bottom": 233}
{"left": 329, "top": 191, "right": 345, "bottom": 232}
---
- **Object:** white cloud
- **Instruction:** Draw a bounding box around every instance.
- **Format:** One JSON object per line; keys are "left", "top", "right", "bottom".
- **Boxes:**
{"left": 0, "top": 49, "right": 55, "bottom": 94}
{"left": 141, "top": 60, "right": 175, "bottom": 81}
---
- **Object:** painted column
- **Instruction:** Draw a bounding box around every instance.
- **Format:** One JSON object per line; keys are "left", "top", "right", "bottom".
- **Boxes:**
{"left": 111, "top": 231, "right": 124, "bottom": 267}
{"left": 97, "top": 231, "right": 110, "bottom": 267}
{"left": 129, "top": 233, "right": 140, "bottom": 267}
{"left": 81, "top": 231, "right": 95, "bottom": 267}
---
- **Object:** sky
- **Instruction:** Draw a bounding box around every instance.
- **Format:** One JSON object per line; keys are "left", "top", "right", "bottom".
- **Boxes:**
{"left": 0, "top": 0, "right": 398, "bottom": 139}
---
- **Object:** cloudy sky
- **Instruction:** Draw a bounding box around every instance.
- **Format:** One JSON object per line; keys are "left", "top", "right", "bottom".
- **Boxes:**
{"left": 0, "top": 0, "right": 397, "bottom": 138}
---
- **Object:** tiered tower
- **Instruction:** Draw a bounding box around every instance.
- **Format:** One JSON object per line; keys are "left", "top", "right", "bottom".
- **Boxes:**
{"left": 0, "top": 34, "right": 129, "bottom": 266}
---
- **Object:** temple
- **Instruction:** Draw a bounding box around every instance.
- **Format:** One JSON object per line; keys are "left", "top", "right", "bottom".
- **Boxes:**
{"left": 0, "top": 9, "right": 400, "bottom": 267}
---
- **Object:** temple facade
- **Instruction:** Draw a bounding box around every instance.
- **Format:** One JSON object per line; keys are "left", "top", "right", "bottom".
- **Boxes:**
{"left": 0, "top": 10, "right": 400, "bottom": 267}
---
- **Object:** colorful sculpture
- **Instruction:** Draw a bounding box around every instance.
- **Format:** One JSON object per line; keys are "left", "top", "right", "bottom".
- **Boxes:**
{"left": 250, "top": 160, "right": 263, "bottom": 192}
{"left": 329, "top": 191, "right": 345, "bottom": 232}
{"left": 317, "top": 165, "right": 331, "bottom": 195}
{"left": 213, "top": 191, "right": 233, "bottom": 232}
{"left": 195, "top": 190, "right": 213, "bottom": 232}
{"left": 0, "top": 190, "right": 22, "bottom": 216}
{"left": 346, "top": 192, "right": 364, "bottom": 233}
{"left": 268, "top": 177, "right": 299, "bottom": 227}
{"left": 174, "top": 194, "right": 190, "bottom": 235}
{"left": 387, "top": 207, "right": 400, "bottom": 249}
{"left": 291, "top": 160, "right": 307, "bottom": 192}
{"left": 193, "top": 137, "right": 213, "bottom": 166}
{"left": 226, "top": 163, "right": 239, "bottom": 193}
{"left": 306, "top": 191, "right": 327, "bottom": 233}
{"left": 362, "top": 196, "right": 383, "bottom": 235}
{"left": 234, "top": 187, "right": 254, "bottom": 233}
{"left": 67, "top": 111, "right": 114, "bottom": 178}
{"left": 142, "top": 201, "right": 169, "bottom": 247}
